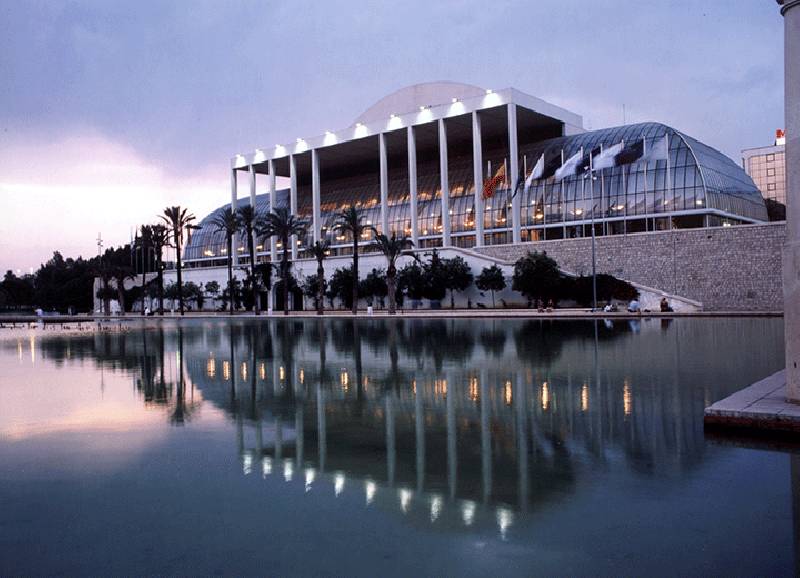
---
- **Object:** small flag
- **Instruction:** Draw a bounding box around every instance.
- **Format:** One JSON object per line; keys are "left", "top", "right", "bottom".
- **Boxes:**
{"left": 592, "top": 142, "right": 624, "bottom": 170}
{"left": 538, "top": 149, "right": 563, "bottom": 180}
{"left": 555, "top": 149, "right": 583, "bottom": 180}
{"left": 614, "top": 139, "right": 645, "bottom": 165}
{"left": 643, "top": 135, "right": 668, "bottom": 162}
{"left": 483, "top": 162, "right": 506, "bottom": 199}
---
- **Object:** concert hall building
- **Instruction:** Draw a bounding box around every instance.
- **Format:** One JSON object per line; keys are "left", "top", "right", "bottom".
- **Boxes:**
{"left": 184, "top": 82, "right": 767, "bottom": 268}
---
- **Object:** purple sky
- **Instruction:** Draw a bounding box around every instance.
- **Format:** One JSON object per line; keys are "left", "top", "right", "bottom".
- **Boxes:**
{"left": 0, "top": 0, "right": 784, "bottom": 272}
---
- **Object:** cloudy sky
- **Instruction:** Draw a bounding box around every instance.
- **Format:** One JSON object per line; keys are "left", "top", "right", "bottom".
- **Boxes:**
{"left": 0, "top": 0, "right": 785, "bottom": 272}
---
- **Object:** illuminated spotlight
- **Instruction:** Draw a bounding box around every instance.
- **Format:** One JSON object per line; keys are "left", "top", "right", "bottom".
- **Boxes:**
{"left": 255, "top": 148, "right": 263, "bottom": 155}
{"left": 356, "top": 122, "right": 364, "bottom": 128}
{"left": 419, "top": 105, "right": 430, "bottom": 111}
{"left": 275, "top": 143, "right": 281, "bottom": 148}
{"left": 485, "top": 88, "right": 493, "bottom": 94}
{"left": 325, "top": 130, "right": 334, "bottom": 136}
{"left": 696, "top": 199, "right": 704, "bottom": 205}
{"left": 451, "top": 97, "right": 459, "bottom": 103}
{"left": 296, "top": 137, "right": 304, "bottom": 143}
{"left": 390, "top": 113, "right": 397, "bottom": 119}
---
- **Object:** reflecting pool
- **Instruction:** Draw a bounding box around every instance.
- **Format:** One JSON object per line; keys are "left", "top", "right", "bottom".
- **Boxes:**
{"left": 0, "top": 317, "right": 794, "bottom": 576}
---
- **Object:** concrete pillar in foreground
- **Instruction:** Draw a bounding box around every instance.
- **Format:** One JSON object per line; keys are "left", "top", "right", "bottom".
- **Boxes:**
{"left": 231, "top": 168, "right": 239, "bottom": 265}
{"left": 268, "top": 160, "right": 277, "bottom": 263}
{"left": 312, "top": 149, "right": 321, "bottom": 244}
{"left": 407, "top": 126, "right": 419, "bottom": 247}
{"left": 472, "top": 111, "right": 485, "bottom": 247}
{"left": 290, "top": 155, "right": 298, "bottom": 261}
{"left": 379, "top": 132, "right": 389, "bottom": 235}
{"left": 438, "top": 118, "right": 451, "bottom": 247}
{"left": 508, "top": 103, "right": 521, "bottom": 244}
{"left": 248, "top": 165, "right": 257, "bottom": 263}
{"left": 779, "top": 0, "right": 800, "bottom": 400}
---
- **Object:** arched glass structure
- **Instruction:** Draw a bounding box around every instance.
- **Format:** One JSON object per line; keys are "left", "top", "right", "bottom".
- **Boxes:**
{"left": 186, "top": 122, "right": 765, "bottom": 266}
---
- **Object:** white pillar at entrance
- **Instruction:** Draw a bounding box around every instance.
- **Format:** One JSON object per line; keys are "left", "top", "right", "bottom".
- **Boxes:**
{"left": 312, "top": 149, "right": 321, "bottom": 244}
{"left": 290, "top": 155, "right": 298, "bottom": 261}
{"left": 779, "top": 0, "right": 800, "bottom": 400}
{"left": 248, "top": 165, "right": 257, "bottom": 264}
{"left": 268, "top": 160, "right": 277, "bottom": 263}
{"left": 379, "top": 133, "right": 389, "bottom": 235}
{"left": 438, "top": 118, "right": 451, "bottom": 246}
{"left": 231, "top": 168, "right": 239, "bottom": 265}
{"left": 508, "top": 103, "right": 521, "bottom": 244}
{"left": 407, "top": 126, "right": 419, "bottom": 247}
{"left": 472, "top": 111, "right": 485, "bottom": 247}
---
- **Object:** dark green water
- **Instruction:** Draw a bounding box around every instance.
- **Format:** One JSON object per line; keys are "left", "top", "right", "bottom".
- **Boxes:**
{"left": 0, "top": 317, "right": 793, "bottom": 576}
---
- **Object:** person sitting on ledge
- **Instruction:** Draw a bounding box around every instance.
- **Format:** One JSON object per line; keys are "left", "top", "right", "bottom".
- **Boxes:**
{"left": 660, "top": 297, "right": 673, "bottom": 313}
{"left": 627, "top": 299, "right": 641, "bottom": 313}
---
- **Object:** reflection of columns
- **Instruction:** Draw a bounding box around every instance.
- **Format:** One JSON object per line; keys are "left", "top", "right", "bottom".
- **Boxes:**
{"left": 438, "top": 119, "right": 451, "bottom": 247}
{"left": 275, "top": 418, "right": 283, "bottom": 461}
{"left": 779, "top": 0, "right": 800, "bottom": 400}
{"left": 516, "top": 373, "right": 529, "bottom": 512}
{"left": 312, "top": 149, "right": 321, "bottom": 244}
{"left": 231, "top": 169, "right": 239, "bottom": 265}
{"left": 379, "top": 133, "right": 389, "bottom": 235}
{"left": 385, "top": 394, "right": 396, "bottom": 485}
{"left": 317, "top": 385, "right": 326, "bottom": 472}
{"left": 480, "top": 372, "right": 492, "bottom": 503}
{"left": 290, "top": 155, "right": 298, "bottom": 260}
{"left": 296, "top": 405, "right": 304, "bottom": 467}
{"left": 236, "top": 413, "right": 244, "bottom": 456}
{"left": 415, "top": 382, "right": 425, "bottom": 492}
{"left": 508, "top": 104, "right": 521, "bottom": 244}
{"left": 407, "top": 126, "right": 419, "bottom": 246}
{"left": 792, "top": 453, "right": 800, "bottom": 577}
{"left": 446, "top": 377, "right": 457, "bottom": 499}
{"left": 255, "top": 421, "right": 263, "bottom": 455}
{"left": 472, "top": 111, "right": 484, "bottom": 246}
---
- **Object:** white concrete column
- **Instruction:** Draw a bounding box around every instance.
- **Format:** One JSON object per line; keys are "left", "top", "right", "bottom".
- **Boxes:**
{"left": 780, "top": 0, "right": 800, "bottom": 400}
{"left": 472, "top": 111, "right": 485, "bottom": 247}
{"left": 231, "top": 168, "right": 239, "bottom": 265}
{"left": 438, "top": 118, "right": 451, "bottom": 246}
{"left": 248, "top": 165, "right": 257, "bottom": 263}
{"left": 379, "top": 133, "right": 389, "bottom": 235}
{"left": 312, "top": 149, "right": 321, "bottom": 244}
{"left": 508, "top": 103, "right": 521, "bottom": 244}
{"left": 407, "top": 126, "right": 419, "bottom": 246}
{"left": 268, "top": 160, "right": 277, "bottom": 263}
{"left": 290, "top": 155, "right": 298, "bottom": 261}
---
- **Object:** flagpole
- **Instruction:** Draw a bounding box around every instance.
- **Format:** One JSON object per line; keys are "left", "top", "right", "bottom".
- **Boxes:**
{"left": 589, "top": 149, "right": 597, "bottom": 312}
{"left": 622, "top": 139, "right": 627, "bottom": 235}
{"left": 665, "top": 133, "right": 672, "bottom": 230}
{"left": 643, "top": 137, "right": 649, "bottom": 232}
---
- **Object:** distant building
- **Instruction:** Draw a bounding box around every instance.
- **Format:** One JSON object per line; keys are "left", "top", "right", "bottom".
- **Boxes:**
{"left": 742, "top": 130, "right": 787, "bottom": 206}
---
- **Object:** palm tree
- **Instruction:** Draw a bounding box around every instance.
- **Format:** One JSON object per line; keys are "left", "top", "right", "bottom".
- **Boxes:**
{"left": 371, "top": 232, "right": 414, "bottom": 315}
{"left": 112, "top": 263, "right": 135, "bottom": 315}
{"left": 309, "top": 240, "right": 330, "bottom": 315}
{"left": 259, "top": 207, "right": 307, "bottom": 316}
{"left": 334, "top": 206, "right": 368, "bottom": 315}
{"left": 237, "top": 205, "right": 262, "bottom": 315}
{"left": 150, "top": 224, "right": 169, "bottom": 315}
{"left": 160, "top": 206, "right": 196, "bottom": 315}
{"left": 209, "top": 207, "right": 240, "bottom": 315}
{"left": 137, "top": 225, "right": 154, "bottom": 315}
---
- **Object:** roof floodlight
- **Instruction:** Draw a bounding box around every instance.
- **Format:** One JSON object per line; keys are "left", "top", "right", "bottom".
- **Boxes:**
{"left": 390, "top": 113, "right": 397, "bottom": 119}
{"left": 296, "top": 137, "right": 304, "bottom": 143}
{"left": 485, "top": 89, "right": 493, "bottom": 94}
{"left": 356, "top": 122, "right": 364, "bottom": 128}
{"left": 451, "top": 97, "right": 459, "bottom": 103}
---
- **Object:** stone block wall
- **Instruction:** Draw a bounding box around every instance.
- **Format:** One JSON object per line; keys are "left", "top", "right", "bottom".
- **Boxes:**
{"left": 475, "top": 223, "right": 786, "bottom": 311}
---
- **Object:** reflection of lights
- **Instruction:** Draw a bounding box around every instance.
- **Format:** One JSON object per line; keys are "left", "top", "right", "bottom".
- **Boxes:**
{"left": 262, "top": 456, "right": 272, "bottom": 477}
{"left": 305, "top": 467, "right": 316, "bottom": 492}
{"left": 206, "top": 358, "right": 216, "bottom": 378}
{"left": 462, "top": 500, "right": 477, "bottom": 526}
{"left": 504, "top": 380, "right": 513, "bottom": 406}
{"left": 279, "top": 366, "right": 285, "bottom": 380}
{"left": 283, "top": 459, "right": 294, "bottom": 482}
{"left": 399, "top": 488, "right": 413, "bottom": 513}
{"left": 435, "top": 379, "right": 447, "bottom": 397}
{"left": 469, "top": 377, "right": 479, "bottom": 401}
{"left": 412, "top": 380, "right": 416, "bottom": 395}
{"left": 581, "top": 384, "right": 589, "bottom": 412}
{"left": 497, "top": 507, "right": 514, "bottom": 540}
{"left": 541, "top": 382, "right": 550, "bottom": 411}
{"left": 623, "top": 382, "right": 632, "bottom": 416}
{"left": 340, "top": 370, "right": 349, "bottom": 392}
{"left": 241, "top": 361, "right": 248, "bottom": 381}
{"left": 299, "top": 368, "right": 304, "bottom": 384}
{"left": 259, "top": 362, "right": 266, "bottom": 380}
{"left": 430, "top": 494, "right": 443, "bottom": 522}
{"left": 243, "top": 454, "right": 253, "bottom": 475}
{"left": 365, "top": 480, "right": 376, "bottom": 505}
{"left": 223, "top": 360, "right": 231, "bottom": 381}
{"left": 334, "top": 472, "right": 345, "bottom": 496}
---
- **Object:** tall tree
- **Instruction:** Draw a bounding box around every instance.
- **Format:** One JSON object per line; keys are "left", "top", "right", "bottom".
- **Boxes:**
{"left": 160, "top": 206, "right": 197, "bottom": 315}
{"left": 137, "top": 225, "right": 154, "bottom": 314}
{"left": 209, "top": 207, "right": 241, "bottom": 315}
{"left": 442, "top": 255, "right": 473, "bottom": 309}
{"left": 150, "top": 224, "right": 169, "bottom": 315}
{"left": 259, "top": 206, "right": 307, "bottom": 315}
{"left": 309, "top": 240, "right": 330, "bottom": 315}
{"left": 334, "top": 206, "right": 368, "bottom": 315}
{"left": 371, "top": 233, "right": 414, "bottom": 315}
{"left": 475, "top": 264, "right": 506, "bottom": 308}
{"left": 237, "top": 204, "right": 262, "bottom": 315}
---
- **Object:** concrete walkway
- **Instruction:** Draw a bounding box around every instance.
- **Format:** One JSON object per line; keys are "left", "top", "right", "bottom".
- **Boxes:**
{"left": 704, "top": 370, "right": 800, "bottom": 433}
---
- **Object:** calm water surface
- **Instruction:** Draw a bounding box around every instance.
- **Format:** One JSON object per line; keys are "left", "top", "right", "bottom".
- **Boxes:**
{"left": 0, "top": 317, "right": 793, "bottom": 576}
